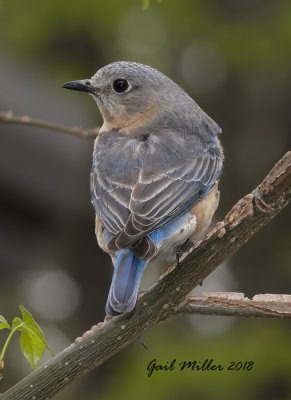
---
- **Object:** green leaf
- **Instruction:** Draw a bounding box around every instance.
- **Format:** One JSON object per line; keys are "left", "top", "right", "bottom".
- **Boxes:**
{"left": 0, "top": 316, "right": 8, "bottom": 324}
{"left": 0, "top": 315, "right": 10, "bottom": 330}
{"left": 19, "top": 306, "right": 47, "bottom": 369}
{"left": 12, "top": 317, "right": 22, "bottom": 329}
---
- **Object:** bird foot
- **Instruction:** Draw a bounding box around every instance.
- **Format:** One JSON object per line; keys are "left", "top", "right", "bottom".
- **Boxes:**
{"left": 176, "top": 239, "right": 193, "bottom": 268}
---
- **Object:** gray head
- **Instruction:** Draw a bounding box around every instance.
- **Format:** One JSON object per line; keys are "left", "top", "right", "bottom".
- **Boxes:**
{"left": 63, "top": 61, "right": 221, "bottom": 136}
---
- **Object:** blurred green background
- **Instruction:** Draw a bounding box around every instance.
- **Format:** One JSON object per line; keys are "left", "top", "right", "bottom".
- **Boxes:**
{"left": 0, "top": 0, "right": 290, "bottom": 399}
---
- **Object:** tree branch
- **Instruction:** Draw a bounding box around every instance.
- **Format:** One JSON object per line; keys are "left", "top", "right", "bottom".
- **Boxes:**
{"left": 177, "top": 292, "right": 291, "bottom": 318}
{"left": 0, "top": 151, "right": 290, "bottom": 400}
{"left": 0, "top": 111, "right": 99, "bottom": 138}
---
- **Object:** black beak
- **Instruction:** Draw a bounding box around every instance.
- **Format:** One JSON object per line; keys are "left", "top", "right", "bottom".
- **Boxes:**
{"left": 62, "top": 79, "right": 95, "bottom": 94}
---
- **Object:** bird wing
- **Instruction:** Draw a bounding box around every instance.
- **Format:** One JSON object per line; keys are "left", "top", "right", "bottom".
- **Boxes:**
{"left": 106, "top": 129, "right": 222, "bottom": 252}
{"left": 90, "top": 131, "right": 143, "bottom": 235}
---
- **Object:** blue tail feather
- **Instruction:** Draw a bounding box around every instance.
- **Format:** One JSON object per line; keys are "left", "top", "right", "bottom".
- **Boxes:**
{"left": 105, "top": 249, "right": 147, "bottom": 315}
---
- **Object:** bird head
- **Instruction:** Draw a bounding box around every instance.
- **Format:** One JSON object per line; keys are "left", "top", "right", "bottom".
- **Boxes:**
{"left": 63, "top": 61, "right": 185, "bottom": 133}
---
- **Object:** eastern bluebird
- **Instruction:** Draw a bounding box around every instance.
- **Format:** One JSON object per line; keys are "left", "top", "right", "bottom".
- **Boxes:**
{"left": 63, "top": 61, "right": 223, "bottom": 316}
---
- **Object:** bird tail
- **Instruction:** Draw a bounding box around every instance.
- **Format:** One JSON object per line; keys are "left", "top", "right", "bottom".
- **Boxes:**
{"left": 105, "top": 249, "right": 147, "bottom": 315}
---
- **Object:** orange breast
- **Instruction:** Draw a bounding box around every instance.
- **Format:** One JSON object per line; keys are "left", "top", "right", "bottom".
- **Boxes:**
{"left": 190, "top": 183, "right": 220, "bottom": 235}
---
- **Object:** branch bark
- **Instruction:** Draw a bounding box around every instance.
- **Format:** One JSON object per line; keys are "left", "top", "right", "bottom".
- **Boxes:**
{"left": 0, "top": 148, "right": 290, "bottom": 399}
{"left": 0, "top": 111, "right": 99, "bottom": 138}
{"left": 177, "top": 292, "right": 291, "bottom": 318}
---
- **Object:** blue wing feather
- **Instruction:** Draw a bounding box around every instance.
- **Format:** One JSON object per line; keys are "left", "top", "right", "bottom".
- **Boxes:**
{"left": 91, "top": 129, "right": 222, "bottom": 252}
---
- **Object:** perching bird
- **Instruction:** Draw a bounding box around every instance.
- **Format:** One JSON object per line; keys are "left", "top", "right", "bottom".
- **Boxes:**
{"left": 63, "top": 61, "right": 223, "bottom": 315}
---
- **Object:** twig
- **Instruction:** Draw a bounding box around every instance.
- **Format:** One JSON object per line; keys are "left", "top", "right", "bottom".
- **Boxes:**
{"left": 0, "top": 151, "right": 290, "bottom": 400}
{"left": 0, "top": 111, "right": 99, "bottom": 138}
{"left": 177, "top": 292, "right": 291, "bottom": 318}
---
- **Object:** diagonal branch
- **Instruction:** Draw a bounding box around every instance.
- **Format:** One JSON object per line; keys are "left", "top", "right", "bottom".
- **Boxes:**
{"left": 0, "top": 111, "right": 99, "bottom": 138}
{"left": 177, "top": 292, "right": 291, "bottom": 318}
{"left": 0, "top": 151, "right": 290, "bottom": 400}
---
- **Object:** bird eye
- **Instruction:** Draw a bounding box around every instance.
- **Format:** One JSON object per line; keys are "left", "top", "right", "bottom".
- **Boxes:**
{"left": 112, "top": 79, "right": 129, "bottom": 93}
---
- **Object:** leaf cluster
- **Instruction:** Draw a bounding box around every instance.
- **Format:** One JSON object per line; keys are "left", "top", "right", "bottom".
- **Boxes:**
{"left": 0, "top": 306, "right": 52, "bottom": 371}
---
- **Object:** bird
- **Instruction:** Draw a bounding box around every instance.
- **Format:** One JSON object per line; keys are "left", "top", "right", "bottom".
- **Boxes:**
{"left": 63, "top": 61, "right": 223, "bottom": 316}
